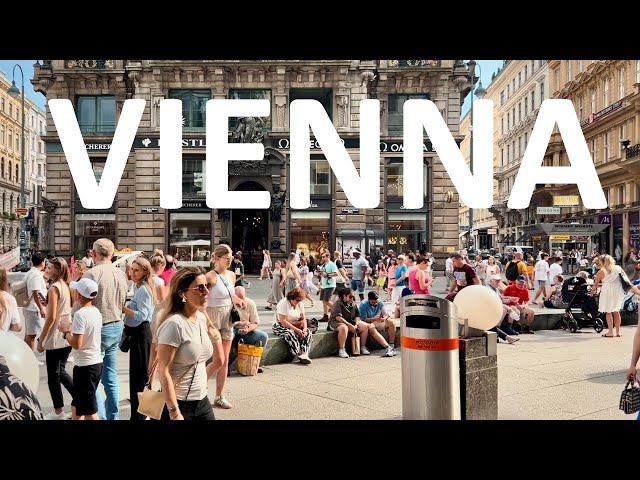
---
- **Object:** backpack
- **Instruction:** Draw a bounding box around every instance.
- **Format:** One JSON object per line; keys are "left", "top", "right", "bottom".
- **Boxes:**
{"left": 505, "top": 260, "right": 520, "bottom": 281}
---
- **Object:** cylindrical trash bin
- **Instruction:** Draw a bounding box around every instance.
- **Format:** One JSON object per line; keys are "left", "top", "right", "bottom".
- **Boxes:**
{"left": 400, "top": 294, "right": 460, "bottom": 420}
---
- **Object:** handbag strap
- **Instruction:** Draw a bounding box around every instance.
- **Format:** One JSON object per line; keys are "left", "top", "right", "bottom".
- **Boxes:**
{"left": 183, "top": 319, "right": 203, "bottom": 401}
{"left": 214, "top": 270, "right": 234, "bottom": 301}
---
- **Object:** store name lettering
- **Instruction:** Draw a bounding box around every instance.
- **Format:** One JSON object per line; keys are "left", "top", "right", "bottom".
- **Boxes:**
{"left": 50, "top": 98, "right": 607, "bottom": 210}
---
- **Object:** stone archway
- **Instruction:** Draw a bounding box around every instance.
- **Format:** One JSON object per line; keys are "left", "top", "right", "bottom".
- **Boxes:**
{"left": 231, "top": 181, "right": 269, "bottom": 274}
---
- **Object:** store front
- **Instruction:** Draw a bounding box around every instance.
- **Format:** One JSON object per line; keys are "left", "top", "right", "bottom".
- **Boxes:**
{"left": 290, "top": 202, "right": 331, "bottom": 260}
{"left": 385, "top": 206, "right": 429, "bottom": 254}
{"left": 335, "top": 229, "right": 384, "bottom": 261}
{"left": 168, "top": 200, "right": 211, "bottom": 269}
{"left": 630, "top": 212, "right": 640, "bottom": 252}
{"left": 519, "top": 222, "right": 609, "bottom": 257}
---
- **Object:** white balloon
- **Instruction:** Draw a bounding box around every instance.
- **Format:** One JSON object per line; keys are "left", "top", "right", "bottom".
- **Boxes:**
{"left": 0, "top": 331, "right": 40, "bottom": 393}
{"left": 453, "top": 285, "right": 504, "bottom": 331}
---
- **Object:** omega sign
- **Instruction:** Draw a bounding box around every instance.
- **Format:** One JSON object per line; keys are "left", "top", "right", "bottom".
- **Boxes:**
{"left": 275, "top": 138, "right": 432, "bottom": 153}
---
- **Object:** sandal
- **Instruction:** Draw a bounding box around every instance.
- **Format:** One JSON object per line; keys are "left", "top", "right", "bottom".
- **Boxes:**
{"left": 602, "top": 333, "right": 614, "bottom": 337}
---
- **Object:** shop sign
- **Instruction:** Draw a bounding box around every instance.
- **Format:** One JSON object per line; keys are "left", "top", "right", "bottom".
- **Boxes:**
{"left": 598, "top": 214, "right": 612, "bottom": 225}
{"left": 537, "top": 206, "right": 560, "bottom": 215}
{"left": 550, "top": 235, "right": 570, "bottom": 240}
{"left": 141, "top": 207, "right": 159, "bottom": 213}
{"left": 341, "top": 208, "right": 360, "bottom": 214}
{"left": 553, "top": 196, "right": 580, "bottom": 207}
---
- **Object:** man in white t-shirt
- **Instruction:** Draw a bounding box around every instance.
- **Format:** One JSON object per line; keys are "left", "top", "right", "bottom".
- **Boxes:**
{"left": 58, "top": 278, "right": 103, "bottom": 420}
{"left": 533, "top": 253, "right": 550, "bottom": 302}
{"left": 23, "top": 252, "right": 48, "bottom": 352}
{"left": 548, "top": 256, "right": 564, "bottom": 286}
{"left": 445, "top": 254, "right": 455, "bottom": 290}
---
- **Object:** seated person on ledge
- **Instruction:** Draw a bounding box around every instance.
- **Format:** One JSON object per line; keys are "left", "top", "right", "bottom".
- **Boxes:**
{"left": 503, "top": 275, "right": 535, "bottom": 334}
{"left": 358, "top": 291, "right": 396, "bottom": 357}
{"left": 233, "top": 286, "right": 269, "bottom": 372}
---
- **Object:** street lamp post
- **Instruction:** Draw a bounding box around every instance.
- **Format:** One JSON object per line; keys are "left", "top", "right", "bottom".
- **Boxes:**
{"left": 466, "top": 60, "right": 486, "bottom": 252}
{"left": 7, "top": 64, "right": 27, "bottom": 269}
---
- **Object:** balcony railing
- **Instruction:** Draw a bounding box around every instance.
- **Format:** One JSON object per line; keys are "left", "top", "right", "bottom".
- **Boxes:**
{"left": 79, "top": 123, "right": 116, "bottom": 135}
{"left": 65, "top": 60, "right": 116, "bottom": 69}
{"left": 626, "top": 144, "right": 640, "bottom": 160}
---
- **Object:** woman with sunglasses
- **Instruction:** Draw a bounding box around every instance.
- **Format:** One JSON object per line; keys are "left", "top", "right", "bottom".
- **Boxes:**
{"left": 122, "top": 257, "right": 157, "bottom": 420}
{"left": 205, "top": 244, "right": 246, "bottom": 409}
{"left": 272, "top": 287, "right": 312, "bottom": 364}
{"left": 37, "top": 257, "right": 74, "bottom": 420}
{"left": 156, "top": 267, "right": 215, "bottom": 420}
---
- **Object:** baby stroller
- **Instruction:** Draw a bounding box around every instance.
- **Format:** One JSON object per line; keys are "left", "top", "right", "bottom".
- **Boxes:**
{"left": 559, "top": 276, "right": 604, "bottom": 333}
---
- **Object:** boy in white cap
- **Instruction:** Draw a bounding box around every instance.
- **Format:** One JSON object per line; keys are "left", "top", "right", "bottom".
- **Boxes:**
{"left": 58, "top": 278, "right": 103, "bottom": 420}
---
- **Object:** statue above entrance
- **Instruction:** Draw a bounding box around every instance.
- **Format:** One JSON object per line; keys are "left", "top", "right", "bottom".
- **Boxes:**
{"left": 233, "top": 116, "right": 265, "bottom": 144}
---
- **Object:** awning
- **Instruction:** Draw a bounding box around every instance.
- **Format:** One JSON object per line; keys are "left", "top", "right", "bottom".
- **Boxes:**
{"left": 459, "top": 231, "right": 469, "bottom": 238}
{"left": 336, "top": 229, "right": 364, "bottom": 236}
{"left": 514, "top": 233, "right": 529, "bottom": 243}
{"left": 519, "top": 222, "right": 609, "bottom": 237}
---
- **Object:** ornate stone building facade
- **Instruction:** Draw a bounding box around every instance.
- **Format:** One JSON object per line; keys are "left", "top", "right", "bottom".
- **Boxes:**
{"left": 0, "top": 68, "right": 41, "bottom": 250}
{"left": 33, "top": 60, "right": 470, "bottom": 270}
{"left": 527, "top": 60, "right": 640, "bottom": 261}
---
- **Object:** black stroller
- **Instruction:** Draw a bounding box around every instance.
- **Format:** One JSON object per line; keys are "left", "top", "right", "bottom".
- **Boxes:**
{"left": 558, "top": 276, "right": 604, "bottom": 333}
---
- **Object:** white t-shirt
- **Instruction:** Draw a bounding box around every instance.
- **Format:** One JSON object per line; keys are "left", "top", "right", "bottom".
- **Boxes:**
{"left": 549, "top": 262, "right": 563, "bottom": 283}
{"left": 71, "top": 306, "right": 103, "bottom": 367}
{"left": 156, "top": 313, "right": 214, "bottom": 402}
{"left": 534, "top": 260, "right": 550, "bottom": 281}
{"left": 0, "top": 291, "right": 20, "bottom": 331}
{"left": 445, "top": 257, "right": 453, "bottom": 273}
{"left": 275, "top": 297, "right": 305, "bottom": 323}
{"left": 25, "top": 267, "right": 47, "bottom": 312}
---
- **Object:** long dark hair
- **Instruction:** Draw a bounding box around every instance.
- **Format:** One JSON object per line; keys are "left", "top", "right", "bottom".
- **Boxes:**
{"left": 157, "top": 267, "right": 206, "bottom": 329}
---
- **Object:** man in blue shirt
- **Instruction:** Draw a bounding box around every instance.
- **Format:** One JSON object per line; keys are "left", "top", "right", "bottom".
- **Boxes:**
{"left": 358, "top": 291, "right": 396, "bottom": 357}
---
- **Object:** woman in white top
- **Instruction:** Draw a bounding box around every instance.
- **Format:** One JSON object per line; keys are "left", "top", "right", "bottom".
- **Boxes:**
{"left": 156, "top": 267, "right": 216, "bottom": 420}
{"left": 205, "top": 244, "right": 246, "bottom": 410}
{"left": 259, "top": 249, "right": 272, "bottom": 280}
{"left": 37, "top": 257, "right": 73, "bottom": 420}
{"left": 592, "top": 254, "right": 640, "bottom": 338}
{"left": 485, "top": 256, "right": 500, "bottom": 278}
{"left": 148, "top": 249, "right": 168, "bottom": 302}
{"left": 0, "top": 268, "right": 20, "bottom": 332}
{"left": 272, "top": 287, "right": 312, "bottom": 364}
{"left": 284, "top": 252, "right": 301, "bottom": 295}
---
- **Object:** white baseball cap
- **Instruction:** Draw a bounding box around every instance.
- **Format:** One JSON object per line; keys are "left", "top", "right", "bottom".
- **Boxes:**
{"left": 490, "top": 274, "right": 502, "bottom": 281}
{"left": 70, "top": 278, "right": 99, "bottom": 299}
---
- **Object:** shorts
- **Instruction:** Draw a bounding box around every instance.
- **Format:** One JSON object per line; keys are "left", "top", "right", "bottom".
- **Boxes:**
{"left": 321, "top": 287, "right": 335, "bottom": 302}
{"left": 72, "top": 363, "right": 103, "bottom": 416}
{"left": 351, "top": 279, "right": 365, "bottom": 294}
{"left": 376, "top": 276, "right": 386, "bottom": 287}
{"left": 24, "top": 309, "right": 44, "bottom": 336}
{"left": 537, "top": 280, "right": 548, "bottom": 288}
{"left": 206, "top": 306, "right": 234, "bottom": 341}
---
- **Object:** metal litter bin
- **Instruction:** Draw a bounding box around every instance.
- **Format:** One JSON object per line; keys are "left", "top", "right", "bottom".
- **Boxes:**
{"left": 400, "top": 294, "right": 460, "bottom": 420}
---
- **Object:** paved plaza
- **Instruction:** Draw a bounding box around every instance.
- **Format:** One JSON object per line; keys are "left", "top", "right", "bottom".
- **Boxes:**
{"left": 27, "top": 274, "right": 639, "bottom": 420}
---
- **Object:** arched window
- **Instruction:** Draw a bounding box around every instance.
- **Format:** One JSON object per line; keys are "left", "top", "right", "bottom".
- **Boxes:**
{"left": 1, "top": 158, "right": 3, "bottom": 178}
{"left": 15, "top": 165, "right": 18, "bottom": 184}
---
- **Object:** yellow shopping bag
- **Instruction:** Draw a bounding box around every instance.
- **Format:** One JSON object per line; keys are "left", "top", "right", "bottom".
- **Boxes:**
{"left": 237, "top": 340, "right": 264, "bottom": 376}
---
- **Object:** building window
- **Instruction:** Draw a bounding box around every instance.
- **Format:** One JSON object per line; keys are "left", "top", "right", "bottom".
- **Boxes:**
{"left": 512, "top": 108, "right": 515, "bottom": 126}
{"left": 8, "top": 103, "right": 12, "bottom": 117}
{"left": 386, "top": 213, "right": 427, "bottom": 252}
{"left": 567, "top": 61, "right": 573, "bottom": 81}
{"left": 507, "top": 144, "right": 511, "bottom": 163}
{"left": 524, "top": 65, "right": 528, "bottom": 80}
{"left": 182, "top": 157, "right": 206, "bottom": 196}
{"left": 290, "top": 211, "right": 330, "bottom": 259}
{"left": 555, "top": 69, "right": 560, "bottom": 90}
{"left": 540, "top": 82, "right": 545, "bottom": 103}
{"left": 38, "top": 164, "right": 41, "bottom": 176}
{"left": 619, "top": 185, "right": 625, "bottom": 206}
{"left": 500, "top": 148, "right": 504, "bottom": 166}
{"left": 620, "top": 125, "right": 626, "bottom": 156}
{"left": 603, "top": 78, "right": 610, "bottom": 107}
{"left": 77, "top": 96, "right": 116, "bottom": 134}
{"left": 604, "top": 132, "right": 610, "bottom": 162}
{"left": 228, "top": 89, "right": 272, "bottom": 130}
{"left": 1, "top": 193, "right": 4, "bottom": 212}
{"left": 524, "top": 132, "right": 528, "bottom": 148}
{"left": 0, "top": 159, "right": 3, "bottom": 179}
{"left": 16, "top": 135, "right": 19, "bottom": 152}
{"left": 169, "top": 212, "right": 211, "bottom": 268}
{"left": 387, "top": 93, "right": 429, "bottom": 134}
{"left": 507, "top": 113, "right": 510, "bottom": 130}
{"left": 591, "top": 89, "right": 596, "bottom": 113}
{"left": 386, "top": 162, "right": 428, "bottom": 198}
{"left": 518, "top": 102, "right": 521, "bottom": 122}
{"left": 8, "top": 162, "right": 11, "bottom": 181}
{"left": 310, "top": 158, "right": 331, "bottom": 195}
{"left": 290, "top": 88, "right": 334, "bottom": 126}
{"left": 0, "top": 98, "right": 3, "bottom": 112}
{"left": 501, "top": 118, "right": 504, "bottom": 135}
{"left": 75, "top": 213, "right": 116, "bottom": 253}
{"left": 578, "top": 96, "right": 584, "bottom": 120}
{"left": 619, "top": 67, "right": 626, "bottom": 99}
{"left": 591, "top": 139, "right": 596, "bottom": 162}
{"left": 9, "top": 196, "right": 13, "bottom": 213}
{"left": 39, "top": 142, "right": 43, "bottom": 154}
{"left": 500, "top": 91, "right": 505, "bottom": 106}
{"left": 524, "top": 97, "right": 528, "bottom": 116}
{"left": 168, "top": 90, "right": 210, "bottom": 129}
{"left": 531, "top": 91, "right": 535, "bottom": 110}
{"left": 15, "top": 166, "right": 18, "bottom": 184}
{"left": 518, "top": 72, "right": 522, "bottom": 87}
{"left": 8, "top": 130, "right": 12, "bottom": 148}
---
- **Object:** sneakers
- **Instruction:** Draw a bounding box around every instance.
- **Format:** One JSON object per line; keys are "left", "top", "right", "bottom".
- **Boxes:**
{"left": 503, "top": 327, "right": 519, "bottom": 336}
{"left": 44, "top": 411, "right": 70, "bottom": 420}
{"left": 319, "top": 314, "right": 329, "bottom": 322}
{"left": 213, "top": 396, "right": 233, "bottom": 409}
{"left": 506, "top": 336, "right": 520, "bottom": 344}
{"left": 360, "top": 346, "right": 371, "bottom": 355}
{"left": 338, "top": 349, "right": 349, "bottom": 358}
{"left": 298, "top": 353, "right": 312, "bottom": 365}
{"left": 384, "top": 345, "right": 397, "bottom": 357}
{"left": 523, "top": 326, "right": 535, "bottom": 334}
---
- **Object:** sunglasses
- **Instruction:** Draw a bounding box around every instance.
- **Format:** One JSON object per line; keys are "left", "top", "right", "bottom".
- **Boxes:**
{"left": 190, "top": 283, "right": 212, "bottom": 294}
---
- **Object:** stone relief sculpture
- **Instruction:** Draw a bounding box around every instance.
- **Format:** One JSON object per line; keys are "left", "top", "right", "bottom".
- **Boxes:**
{"left": 233, "top": 116, "right": 265, "bottom": 143}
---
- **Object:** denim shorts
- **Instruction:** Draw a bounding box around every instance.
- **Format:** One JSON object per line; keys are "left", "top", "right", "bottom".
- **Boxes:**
{"left": 351, "top": 279, "right": 365, "bottom": 293}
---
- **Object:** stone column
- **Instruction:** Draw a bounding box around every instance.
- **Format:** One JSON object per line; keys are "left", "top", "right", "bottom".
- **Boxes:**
{"left": 458, "top": 331, "right": 498, "bottom": 420}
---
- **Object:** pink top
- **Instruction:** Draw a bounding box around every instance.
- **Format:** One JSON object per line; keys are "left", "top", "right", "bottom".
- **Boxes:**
{"left": 409, "top": 268, "right": 430, "bottom": 294}
{"left": 387, "top": 265, "right": 397, "bottom": 288}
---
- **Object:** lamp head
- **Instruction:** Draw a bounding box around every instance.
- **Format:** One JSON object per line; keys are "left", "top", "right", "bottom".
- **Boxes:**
{"left": 7, "top": 81, "right": 20, "bottom": 98}
{"left": 475, "top": 80, "right": 487, "bottom": 99}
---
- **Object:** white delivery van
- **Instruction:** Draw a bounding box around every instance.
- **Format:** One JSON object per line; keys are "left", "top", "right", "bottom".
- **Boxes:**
{"left": 503, "top": 245, "right": 534, "bottom": 260}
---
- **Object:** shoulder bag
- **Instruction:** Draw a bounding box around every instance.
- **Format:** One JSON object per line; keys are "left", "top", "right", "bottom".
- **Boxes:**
{"left": 619, "top": 268, "right": 633, "bottom": 293}
{"left": 619, "top": 380, "right": 640, "bottom": 414}
{"left": 214, "top": 271, "right": 241, "bottom": 324}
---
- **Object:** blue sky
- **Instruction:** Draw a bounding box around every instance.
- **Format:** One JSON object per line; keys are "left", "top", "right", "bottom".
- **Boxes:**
{"left": 0, "top": 60, "right": 47, "bottom": 111}
{"left": 461, "top": 60, "right": 504, "bottom": 117}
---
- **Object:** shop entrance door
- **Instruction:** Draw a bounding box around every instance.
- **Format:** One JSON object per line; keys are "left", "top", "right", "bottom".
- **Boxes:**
{"left": 231, "top": 181, "right": 268, "bottom": 274}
